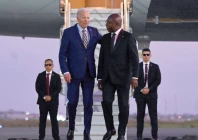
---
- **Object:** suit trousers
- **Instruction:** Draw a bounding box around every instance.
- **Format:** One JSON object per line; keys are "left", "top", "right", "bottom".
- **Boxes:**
{"left": 102, "top": 76, "right": 130, "bottom": 135}
{"left": 39, "top": 102, "right": 59, "bottom": 140}
{"left": 67, "top": 65, "right": 94, "bottom": 134}
{"left": 135, "top": 95, "right": 158, "bottom": 138}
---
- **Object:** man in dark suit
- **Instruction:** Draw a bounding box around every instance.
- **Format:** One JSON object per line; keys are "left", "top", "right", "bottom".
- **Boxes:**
{"left": 134, "top": 48, "right": 161, "bottom": 140}
{"left": 97, "top": 14, "right": 139, "bottom": 140}
{"left": 35, "top": 59, "right": 62, "bottom": 140}
{"left": 59, "top": 8, "right": 102, "bottom": 140}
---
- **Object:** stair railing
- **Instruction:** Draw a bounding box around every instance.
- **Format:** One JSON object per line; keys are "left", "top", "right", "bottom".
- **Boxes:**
{"left": 123, "top": 0, "right": 132, "bottom": 33}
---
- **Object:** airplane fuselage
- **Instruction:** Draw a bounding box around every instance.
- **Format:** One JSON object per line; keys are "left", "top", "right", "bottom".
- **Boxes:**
{"left": 0, "top": 0, "right": 198, "bottom": 41}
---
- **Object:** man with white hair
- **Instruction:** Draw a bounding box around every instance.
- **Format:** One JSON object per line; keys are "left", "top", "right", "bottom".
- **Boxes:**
{"left": 59, "top": 8, "right": 102, "bottom": 140}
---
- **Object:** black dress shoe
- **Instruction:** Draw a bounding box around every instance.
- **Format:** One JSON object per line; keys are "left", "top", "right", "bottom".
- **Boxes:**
{"left": 84, "top": 134, "right": 91, "bottom": 140}
{"left": 67, "top": 130, "right": 74, "bottom": 140}
{"left": 117, "top": 135, "right": 125, "bottom": 140}
{"left": 102, "top": 128, "right": 116, "bottom": 140}
{"left": 112, "top": 128, "right": 116, "bottom": 135}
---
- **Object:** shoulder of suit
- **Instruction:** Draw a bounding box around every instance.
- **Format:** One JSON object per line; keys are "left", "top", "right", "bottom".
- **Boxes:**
{"left": 64, "top": 25, "right": 74, "bottom": 32}
{"left": 103, "top": 33, "right": 111, "bottom": 37}
{"left": 88, "top": 26, "right": 97, "bottom": 30}
{"left": 122, "top": 31, "right": 136, "bottom": 41}
{"left": 150, "top": 62, "right": 159, "bottom": 67}
{"left": 38, "top": 71, "right": 45, "bottom": 76}
{"left": 52, "top": 71, "right": 59, "bottom": 76}
{"left": 121, "top": 30, "right": 129, "bottom": 34}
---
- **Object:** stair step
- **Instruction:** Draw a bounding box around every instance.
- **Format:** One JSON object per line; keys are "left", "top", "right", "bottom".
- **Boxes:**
{"left": 75, "top": 122, "right": 119, "bottom": 132}
{"left": 76, "top": 121, "right": 119, "bottom": 125}
{"left": 70, "top": 8, "right": 121, "bottom": 36}
{"left": 78, "top": 90, "right": 119, "bottom": 96}
{"left": 70, "top": 17, "right": 107, "bottom": 21}
{"left": 74, "top": 132, "right": 119, "bottom": 140}
{"left": 76, "top": 112, "right": 119, "bottom": 115}
{"left": 70, "top": 18, "right": 107, "bottom": 28}
{"left": 77, "top": 102, "right": 119, "bottom": 106}
{"left": 78, "top": 91, "right": 119, "bottom": 102}
{"left": 77, "top": 102, "right": 119, "bottom": 112}
{"left": 71, "top": 8, "right": 121, "bottom": 14}
{"left": 75, "top": 112, "right": 119, "bottom": 122}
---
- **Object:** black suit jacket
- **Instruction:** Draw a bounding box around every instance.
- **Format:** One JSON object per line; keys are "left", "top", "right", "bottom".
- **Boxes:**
{"left": 134, "top": 62, "right": 161, "bottom": 99}
{"left": 97, "top": 30, "right": 139, "bottom": 84}
{"left": 35, "top": 71, "right": 62, "bottom": 105}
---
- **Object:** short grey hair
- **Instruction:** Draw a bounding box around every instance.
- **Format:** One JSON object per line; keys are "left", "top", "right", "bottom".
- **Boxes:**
{"left": 77, "top": 8, "right": 90, "bottom": 17}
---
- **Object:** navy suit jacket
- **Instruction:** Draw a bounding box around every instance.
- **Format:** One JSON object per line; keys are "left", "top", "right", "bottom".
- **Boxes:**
{"left": 59, "top": 24, "right": 102, "bottom": 79}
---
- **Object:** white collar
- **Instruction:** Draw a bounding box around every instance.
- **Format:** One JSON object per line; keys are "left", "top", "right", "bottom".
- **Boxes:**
{"left": 46, "top": 71, "right": 52, "bottom": 74}
{"left": 77, "top": 24, "right": 87, "bottom": 32}
{"left": 143, "top": 61, "right": 150, "bottom": 65}
{"left": 113, "top": 28, "right": 122, "bottom": 35}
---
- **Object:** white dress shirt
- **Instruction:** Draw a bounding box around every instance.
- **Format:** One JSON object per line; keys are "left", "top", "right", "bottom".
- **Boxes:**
{"left": 111, "top": 28, "right": 122, "bottom": 46}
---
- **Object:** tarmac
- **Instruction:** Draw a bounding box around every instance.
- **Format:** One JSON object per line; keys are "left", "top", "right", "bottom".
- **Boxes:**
{"left": 0, "top": 127, "right": 198, "bottom": 140}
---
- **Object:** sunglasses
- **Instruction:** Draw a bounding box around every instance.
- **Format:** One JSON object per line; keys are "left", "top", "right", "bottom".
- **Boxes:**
{"left": 143, "top": 54, "right": 150, "bottom": 56}
{"left": 45, "top": 64, "right": 52, "bottom": 66}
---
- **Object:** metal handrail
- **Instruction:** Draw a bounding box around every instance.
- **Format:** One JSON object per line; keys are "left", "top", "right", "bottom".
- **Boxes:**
{"left": 63, "top": 0, "right": 70, "bottom": 29}
{"left": 120, "top": 2, "right": 124, "bottom": 28}
{"left": 123, "top": 0, "right": 132, "bottom": 32}
{"left": 68, "top": 2, "right": 71, "bottom": 27}
{"left": 123, "top": 0, "right": 129, "bottom": 31}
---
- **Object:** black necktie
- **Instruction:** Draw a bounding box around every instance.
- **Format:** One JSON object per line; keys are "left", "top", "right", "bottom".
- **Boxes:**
{"left": 111, "top": 33, "right": 116, "bottom": 49}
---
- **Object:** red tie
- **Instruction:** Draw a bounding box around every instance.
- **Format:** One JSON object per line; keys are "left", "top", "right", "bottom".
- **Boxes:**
{"left": 144, "top": 64, "right": 148, "bottom": 84}
{"left": 46, "top": 73, "right": 50, "bottom": 95}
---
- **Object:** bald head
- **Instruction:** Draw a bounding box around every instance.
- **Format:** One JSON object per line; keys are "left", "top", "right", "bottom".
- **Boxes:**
{"left": 108, "top": 14, "right": 122, "bottom": 26}
{"left": 76, "top": 8, "right": 90, "bottom": 29}
{"left": 106, "top": 14, "right": 122, "bottom": 32}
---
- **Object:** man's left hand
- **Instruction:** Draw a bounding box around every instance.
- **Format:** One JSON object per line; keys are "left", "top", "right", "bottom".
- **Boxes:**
{"left": 131, "top": 79, "right": 138, "bottom": 89}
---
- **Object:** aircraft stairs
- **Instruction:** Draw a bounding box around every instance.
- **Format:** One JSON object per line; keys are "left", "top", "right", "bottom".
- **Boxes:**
{"left": 60, "top": 0, "right": 132, "bottom": 139}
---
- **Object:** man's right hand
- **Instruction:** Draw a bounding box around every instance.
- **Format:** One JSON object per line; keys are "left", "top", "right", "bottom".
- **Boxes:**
{"left": 45, "top": 96, "right": 51, "bottom": 102}
{"left": 142, "top": 88, "right": 149, "bottom": 94}
{"left": 64, "top": 73, "right": 72, "bottom": 83}
{"left": 98, "top": 80, "right": 102, "bottom": 90}
{"left": 44, "top": 96, "right": 51, "bottom": 102}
